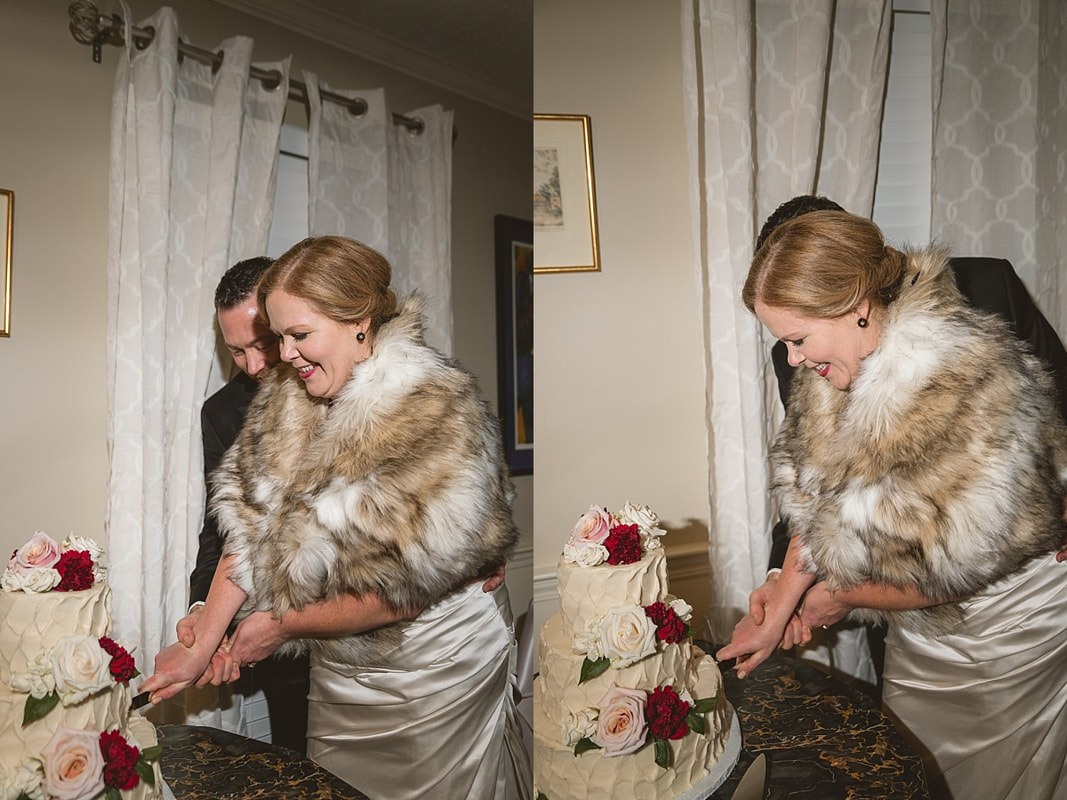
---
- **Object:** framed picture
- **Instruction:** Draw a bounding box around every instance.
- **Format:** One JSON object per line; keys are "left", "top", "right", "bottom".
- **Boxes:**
{"left": 534, "top": 114, "right": 601, "bottom": 273}
{"left": 495, "top": 215, "right": 533, "bottom": 475}
{"left": 0, "top": 189, "right": 11, "bottom": 337}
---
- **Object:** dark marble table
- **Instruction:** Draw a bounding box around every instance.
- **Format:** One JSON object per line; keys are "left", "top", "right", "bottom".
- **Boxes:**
{"left": 157, "top": 724, "right": 368, "bottom": 799}
{"left": 703, "top": 649, "right": 930, "bottom": 799}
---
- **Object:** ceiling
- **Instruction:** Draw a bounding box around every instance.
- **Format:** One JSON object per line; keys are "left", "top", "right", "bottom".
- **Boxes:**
{"left": 211, "top": 0, "right": 532, "bottom": 118}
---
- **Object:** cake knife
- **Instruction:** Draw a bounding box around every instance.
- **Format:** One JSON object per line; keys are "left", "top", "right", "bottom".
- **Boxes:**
{"left": 732, "top": 753, "right": 767, "bottom": 800}
{"left": 131, "top": 691, "right": 152, "bottom": 711}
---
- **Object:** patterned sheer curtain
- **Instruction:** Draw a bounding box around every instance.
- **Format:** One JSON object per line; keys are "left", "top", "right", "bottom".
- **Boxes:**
{"left": 106, "top": 5, "right": 286, "bottom": 727}
{"left": 304, "top": 73, "right": 455, "bottom": 353}
{"left": 931, "top": 0, "right": 1067, "bottom": 334}
{"left": 680, "top": 0, "right": 891, "bottom": 684}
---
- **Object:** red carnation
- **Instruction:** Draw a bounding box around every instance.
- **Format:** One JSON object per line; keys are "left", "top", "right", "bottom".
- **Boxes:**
{"left": 99, "top": 637, "right": 137, "bottom": 684}
{"left": 646, "top": 686, "right": 691, "bottom": 741}
{"left": 645, "top": 603, "right": 690, "bottom": 644}
{"left": 99, "top": 730, "right": 141, "bottom": 790}
{"left": 54, "top": 550, "right": 94, "bottom": 592}
{"left": 604, "top": 525, "right": 642, "bottom": 565}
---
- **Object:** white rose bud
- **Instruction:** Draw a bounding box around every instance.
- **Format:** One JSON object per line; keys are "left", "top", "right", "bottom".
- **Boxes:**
{"left": 561, "top": 707, "right": 599, "bottom": 747}
{"left": 13, "top": 759, "right": 47, "bottom": 800}
{"left": 11, "top": 651, "right": 56, "bottom": 698}
{"left": 52, "top": 635, "right": 111, "bottom": 705}
{"left": 598, "top": 605, "right": 657, "bottom": 668}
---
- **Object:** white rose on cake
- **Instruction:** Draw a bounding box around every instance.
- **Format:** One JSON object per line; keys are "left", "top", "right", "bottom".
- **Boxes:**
{"left": 563, "top": 541, "right": 608, "bottom": 567}
{"left": 598, "top": 605, "right": 657, "bottom": 668}
{"left": 10, "top": 651, "right": 57, "bottom": 699}
{"left": 562, "top": 707, "right": 599, "bottom": 747}
{"left": 2, "top": 567, "right": 61, "bottom": 594}
{"left": 51, "top": 635, "right": 112, "bottom": 705}
{"left": 616, "top": 501, "right": 666, "bottom": 545}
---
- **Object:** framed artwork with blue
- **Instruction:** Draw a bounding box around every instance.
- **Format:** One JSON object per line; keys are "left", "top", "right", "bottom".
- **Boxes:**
{"left": 495, "top": 215, "right": 533, "bottom": 475}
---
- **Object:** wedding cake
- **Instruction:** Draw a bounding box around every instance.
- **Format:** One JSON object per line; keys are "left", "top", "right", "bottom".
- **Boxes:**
{"left": 533, "top": 503, "right": 740, "bottom": 800}
{"left": 0, "top": 532, "right": 162, "bottom": 800}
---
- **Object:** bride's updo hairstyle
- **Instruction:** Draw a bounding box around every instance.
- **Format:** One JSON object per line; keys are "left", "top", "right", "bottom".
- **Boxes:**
{"left": 743, "top": 211, "right": 907, "bottom": 320}
{"left": 258, "top": 235, "right": 399, "bottom": 333}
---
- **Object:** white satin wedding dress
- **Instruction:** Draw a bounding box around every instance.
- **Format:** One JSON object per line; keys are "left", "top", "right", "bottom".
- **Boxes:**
{"left": 305, "top": 582, "right": 532, "bottom": 799}
{"left": 881, "top": 552, "right": 1067, "bottom": 800}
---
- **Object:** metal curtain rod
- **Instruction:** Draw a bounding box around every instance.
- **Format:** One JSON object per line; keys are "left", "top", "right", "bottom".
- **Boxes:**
{"left": 67, "top": 0, "right": 426, "bottom": 134}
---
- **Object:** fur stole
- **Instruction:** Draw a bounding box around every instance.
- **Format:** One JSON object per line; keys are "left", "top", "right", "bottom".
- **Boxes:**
{"left": 774, "top": 248, "right": 1067, "bottom": 634}
{"left": 210, "top": 294, "right": 519, "bottom": 662}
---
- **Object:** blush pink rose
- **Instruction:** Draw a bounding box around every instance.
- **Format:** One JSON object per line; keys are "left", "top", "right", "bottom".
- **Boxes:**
{"left": 594, "top": 683, "right": 648, "bottom": 756}
{"left": 569, "top": 505, "right": 615, "bottom": 550}
{"left": 40, "top": 727, "right": 105, "bottom": 800}
{"left": 8, "top": 532, "right": 63, "bottom": 576}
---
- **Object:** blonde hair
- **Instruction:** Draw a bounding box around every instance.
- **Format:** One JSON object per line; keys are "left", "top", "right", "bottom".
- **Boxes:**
{"left": 742, "top": 211, "right": 906, "bottom": 319}
{"left": 258, "top": 236, "right": 398, "bottom": 330}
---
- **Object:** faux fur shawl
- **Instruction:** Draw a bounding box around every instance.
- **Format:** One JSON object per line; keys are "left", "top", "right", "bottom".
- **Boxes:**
{"left": 211, "top": 294, "right": 518, "bottom": 661}
{"left": 774, "top": 248, "right": 1067, "bottom": 634}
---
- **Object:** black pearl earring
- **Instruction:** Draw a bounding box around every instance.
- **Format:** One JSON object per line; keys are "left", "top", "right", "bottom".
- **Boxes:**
{"left": 857, "top": 317, "right": 868, "bottom": 328}
{"left": 357, "top": 331, "right": 366, "bottom": 342}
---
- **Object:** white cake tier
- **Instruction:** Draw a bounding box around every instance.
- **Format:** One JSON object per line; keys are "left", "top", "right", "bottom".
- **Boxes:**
{"left": 0, "top": 580, "right": 112, "bottom": 686}
{"left": 538, "top": 612, "right": 704, "bottom": 731}
{"left": 557, "top": 549, "right": 669, "bottom": 643}
{"left": 533, "top": 655, "right": 733, "bottom": 800}
{"left": 0, "top": 681, "right": 131, "bottom": 771}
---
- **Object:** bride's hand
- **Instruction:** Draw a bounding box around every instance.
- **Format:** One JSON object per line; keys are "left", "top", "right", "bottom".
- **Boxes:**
{"left": 139, "top": 640, "right": 215, "bottom": 703}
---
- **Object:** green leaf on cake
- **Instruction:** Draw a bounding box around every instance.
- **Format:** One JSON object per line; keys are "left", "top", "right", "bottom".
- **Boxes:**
{"left": 136, "top": 758, "right": 156, "bottom": 786}
{"left": 686, "top": 709, "right": 706, "bottom": 734}
{"left": 104, "top": 788, "right": 122, "bottom": 800}
{"left": 574, "top": 737, "right": 601, "bottom": 756}
{"left": 654, "top": 738, "right": 671, "bottom": 769}
{"left": 536, "top": 793, "right": 548, "bottom": 800}
{"left": 22, "top": 690, "right": 60, "bottom": 726}
{"left": 141, "top": 744, "right": 163, "bottom": 762}
{"left": 579, "top": 656, "right": 610, "bottom": 684}
{"left": 691, "top": 696, "right": 717, "bottom": 714}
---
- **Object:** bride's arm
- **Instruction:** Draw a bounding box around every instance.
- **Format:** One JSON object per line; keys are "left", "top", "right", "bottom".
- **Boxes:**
{"left": 139, "top": 554, "right": 247, "bottom": 702}
{"left": 223, "top": 592, "right": 422, "bottom": 668}
{"left": 715, "top": 537, "right": 816, "bottom": 676}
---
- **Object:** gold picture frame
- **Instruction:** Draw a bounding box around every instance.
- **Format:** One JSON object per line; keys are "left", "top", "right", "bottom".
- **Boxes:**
{"left": 533, "top": 114, "right": 601, "bottom": 273}
{"left": 0, "top": 189, "right": 11, "bottom": 337}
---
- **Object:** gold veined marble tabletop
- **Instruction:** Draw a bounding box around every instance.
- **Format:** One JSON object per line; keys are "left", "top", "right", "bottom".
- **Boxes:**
{"left": 703, "top": 648, "right": 930, "bottom": 800}
{"left": 156, "top": 724, "right": 368, "bottom": 800}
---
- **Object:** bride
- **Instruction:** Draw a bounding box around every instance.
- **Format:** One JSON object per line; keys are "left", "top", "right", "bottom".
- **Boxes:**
{"left": 142, "top": 235, "right": 531, "bottom": 799}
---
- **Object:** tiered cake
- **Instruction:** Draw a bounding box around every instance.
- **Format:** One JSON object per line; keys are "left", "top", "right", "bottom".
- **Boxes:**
{"left": 0, "top": 532, "right": 162, "bottom": 800}
{"left": 533, "top": 503, "right": 739, "bottom": 800}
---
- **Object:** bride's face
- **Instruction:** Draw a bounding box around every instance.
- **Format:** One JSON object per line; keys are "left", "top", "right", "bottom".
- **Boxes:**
{"left": 756, "top": 300, "right": 877, "bottom": 391}
{"left": 265, "top": 289, "right": 372, "bottom": 400}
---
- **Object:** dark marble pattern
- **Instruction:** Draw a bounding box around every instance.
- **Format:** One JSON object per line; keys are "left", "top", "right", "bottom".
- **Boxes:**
{"left": 157, "top": 724, "right": 368, "bottom": 799}
{"left": 705, "top": 651, "right": 930, "bottom": 799}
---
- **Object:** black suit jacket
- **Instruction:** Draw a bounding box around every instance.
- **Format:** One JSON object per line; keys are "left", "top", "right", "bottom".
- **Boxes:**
{"left": 188, "top": 371, "right": 259, "bottom": 604}
{"left": 767, "top": 256, "right": 1067, "bottom": 569}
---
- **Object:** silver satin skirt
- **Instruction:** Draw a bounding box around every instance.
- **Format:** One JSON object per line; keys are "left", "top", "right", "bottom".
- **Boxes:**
{"left": 306, "top": 583, "right": 532, "bottom": 799}
{"left": 882, "top": 552, "right": 1067, "bottom": 800}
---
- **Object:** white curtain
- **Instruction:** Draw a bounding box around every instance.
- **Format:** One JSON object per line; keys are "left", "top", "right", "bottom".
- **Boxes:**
{"left": 931, "top": 0, "right": 1067, "bottom": 334}
{"left": 106, "top": 5, "right": 287, "bottom": 726}
{"left": 304, "top": 73, "right": 455, "bottom": 354}
{"left": 681, "top": 0, "right": 891, "bottom": 685}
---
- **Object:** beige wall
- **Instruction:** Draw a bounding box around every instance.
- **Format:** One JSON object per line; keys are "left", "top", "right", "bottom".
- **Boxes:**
{"left": 0, "top": 0, "right": 531, "bottom": 617}
{"left": 533, "top": 0, "right": 712, "bottom": 634}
